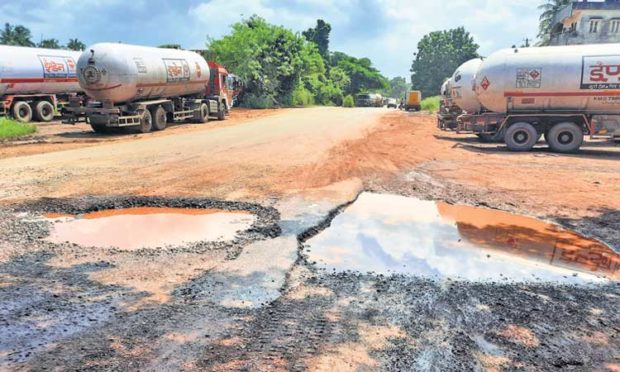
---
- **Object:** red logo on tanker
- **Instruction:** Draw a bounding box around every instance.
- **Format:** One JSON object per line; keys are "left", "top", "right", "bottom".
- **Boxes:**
{"left": 582, "top": 55, "right": 620, "bottom": 89}
{"left": 38, "top": 55, "right": 76, "bottom": 78}
{"left": 42, "top": 58, "right": 66, "bottom": 73}
{"left": 480, "top": 76, "right": 490, "bottom": 90}
{"left": 163, "top": 59, "right": 190, "bottom": 82}
{"left": 529, "top": 70, "right": 540, "bottom": 80}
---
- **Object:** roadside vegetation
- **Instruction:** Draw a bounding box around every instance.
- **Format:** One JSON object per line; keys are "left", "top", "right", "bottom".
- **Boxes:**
{"left": 0, "top": 118, "right": 36, "bottom": 140}
{"left": 207, "top": 16, "right": 390, "bottom": 108}
{"left": 421, "top": 96, "right": 441, "bottom": 113}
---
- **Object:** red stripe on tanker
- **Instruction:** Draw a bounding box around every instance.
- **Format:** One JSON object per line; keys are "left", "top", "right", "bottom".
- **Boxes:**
{"left": 475, "top": 43, "right": 620, "bottom": 114}
{"left": 77, "top": 43, "right": 210, "bottom": 104}
{"left": 0, "top": 45, "right": 82, "bottom": 96}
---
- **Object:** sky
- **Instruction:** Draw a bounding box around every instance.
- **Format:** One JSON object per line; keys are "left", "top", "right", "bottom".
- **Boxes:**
{"left": 0, "top": 0, "right": 545, "bottom": 78}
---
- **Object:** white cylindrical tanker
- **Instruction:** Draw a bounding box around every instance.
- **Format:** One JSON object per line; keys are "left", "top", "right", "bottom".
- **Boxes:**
{"left": 450, "top": 58, "right": 483, "bottom": 113}
{"left": 66, "top": 43, "right": 236, "bottom": 133}
{"left": 458, "top": 44, "right": 620, "bottom": 153}
{"left": 77, "top": 43, "right": 210, "bottom": 104}
{"left": 475, "top": 44, "right": 620, "bottom": 114}
{"left": 0, "top": 45, "right": 82, "bottom": 122}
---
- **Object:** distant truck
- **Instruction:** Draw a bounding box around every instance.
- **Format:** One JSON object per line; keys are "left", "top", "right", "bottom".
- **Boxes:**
{"left": 437, "top": 78, "right": 461, "bottom": 130}
{"left": 0, "top": 45, "right": 83, "bottom": 123}
{"left": 403, "top": 90, "right": 422, "bottom": 111}
{"left": 64, "top": 43, "right": 236, "bottom": 133}
{"left": 458, "top": 43, "right": 620, "bottom": 152}
{"left": 356, "top": 93, "right": 383, "bottom": 107}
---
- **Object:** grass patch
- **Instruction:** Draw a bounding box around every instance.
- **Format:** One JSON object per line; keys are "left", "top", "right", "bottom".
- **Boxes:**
{"left": 420, "top": 96, "right": 441, "bottom": 113}
{"left": 0, "top": 117, "right": 37, "bottom": 140}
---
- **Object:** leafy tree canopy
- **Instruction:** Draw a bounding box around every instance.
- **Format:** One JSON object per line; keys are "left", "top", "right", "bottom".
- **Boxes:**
{"left": 410, "top": 27, "right": 479, "bottom": 97}
{"left": 0, "top": 23, "right": 35, "bottom": 47}
{"left": 38, "top": 38, "right": 62, "bottom": 49}
{"left": 302, "top": 19, "right": 331, "bottom": 59}
{"left": 67, "top": 38, "right": 86, "bottom": 51}
{"left": 383, "top": 76, "right": 409, "bottom": 99}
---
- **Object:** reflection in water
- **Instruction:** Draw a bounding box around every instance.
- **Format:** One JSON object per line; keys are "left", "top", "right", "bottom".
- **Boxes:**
{"left": 307, "top": 193, "right": 618, "bottom": 283}
{"left": 46, "top": 207, "right": 255, "bottom": 250}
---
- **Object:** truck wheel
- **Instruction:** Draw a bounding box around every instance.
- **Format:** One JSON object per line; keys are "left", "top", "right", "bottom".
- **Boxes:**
{"left": 217, "top": 104, "right": 226, "bottom": 121}
{"left": 34, "top": 101, "right": 55, "bottom": 122}
{"left": 547, "top": 122, "right": 583, "bottom": 153}
{"left": 151, "top": 106, "right": 167, "bottom": 131}
{"left": 12, "top": 101, "right": 33, "bottom": 123}
{"left": 504, "top": 122, "right": 538, "bottom": 151}
{"left": 138, "top": 110, "right": 153, "bottom": 133}
{"left": 477, "top": 132, "right": 504, "bottom": 143}
{"left": 193, "top": 103, "right": 209, "bottom": 123}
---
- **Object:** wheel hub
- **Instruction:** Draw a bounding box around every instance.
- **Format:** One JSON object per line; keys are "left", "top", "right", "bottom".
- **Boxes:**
{"left": 514, "top": 130, "right": 529, "bottom": 144}
{"left": 559, "top": 131, "right": 573, "bottom": 145}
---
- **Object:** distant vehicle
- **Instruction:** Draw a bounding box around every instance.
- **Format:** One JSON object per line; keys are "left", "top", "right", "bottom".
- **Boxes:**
{"left": 403, "top": 90, "right": 422, "bottom": 111}
{"left": 0, "top": 45, "right": 83, "bottom": 123}
{"left": 356, "top": 93, "right": 383, "bottom": 107}
{"left": 386, "top": 98, "right": 398, "bottom": 108}
{"left": 458, "top": 43, "right": 620, "bottom": 152}
{"left": 64, "top": 43, "right": 236, "bottom": 133}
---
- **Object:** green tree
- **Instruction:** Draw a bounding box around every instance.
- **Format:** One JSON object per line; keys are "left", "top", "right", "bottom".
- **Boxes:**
{"left": 159, "top": 44, "right": 182, "bottom": 49}
{"left": 38, "top": 38, "right": 62, "bottom": 49}
{"left": 208, "top": 16, "right": 314, "bottom": 107}
{"left": 302, "top": 19, "right": 331, "bottom": 59}
{"left": 66, "top": 38, "right": 86, "bottom": 51}
{"left": 410, "top": 27, "right": 479, "bottom": 98}
{"left": 384, "top": 76, "right": 409, "bottom": 99}
{"left": 537, "top": 0, "right": 571, "bottom": 45}
{"left": 331, "top": 52, "right": 388, "bottom": 96}
{"left": 0, "top": 23, "right": 35, "bottom": 46}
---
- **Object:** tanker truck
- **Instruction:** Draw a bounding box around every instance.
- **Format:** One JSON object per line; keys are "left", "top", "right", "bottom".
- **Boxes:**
{"left": 63, "top": 43, "right": 235, "bottom": 133}
{"left": 0, "top": 45, "right": 83, "bottom": 123}
{"left": 437, "top": 78, "right": 459, "bottom": 130}
{"left": 458, "top": 44, "right": 620, "bottom": 152}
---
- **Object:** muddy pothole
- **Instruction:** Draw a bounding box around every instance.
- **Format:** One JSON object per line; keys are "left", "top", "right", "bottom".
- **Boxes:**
{"left": 45, "top": 207, "right": 256, "bottom": 250}
{"left": 13, "top": 196, "right": 281, "bottom": 255}
{"left": 304, "top": 192, "right": 619, "bottom": 283}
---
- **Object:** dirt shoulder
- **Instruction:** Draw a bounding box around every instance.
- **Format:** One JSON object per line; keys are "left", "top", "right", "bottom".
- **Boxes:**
{"left": 0, "top": 108, "right": 281, "bottom": 159}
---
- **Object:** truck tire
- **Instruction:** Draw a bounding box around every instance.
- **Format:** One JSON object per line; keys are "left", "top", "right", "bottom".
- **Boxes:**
{"left": 546, "top": 122, "right": 583, "bottom": 153}
{"left": 12, "top": 101, "right": 33, "bottom": 123}
{"left": 34, "top": 101, "right": 55, "bottom": 122}
{"left": 217, "top": 104, "right": 226, "bottom": 121}
{"left": 193, "top": 103, "right": 209, "bottom": 123}
{"left": 138, "top": 110, "right": 152, "bottom": 133}
{"left": 504, "top": 122, "right": 538, "bottom": 152}
{"left": 151, "top": 106, "right": 167, "bottom": 131}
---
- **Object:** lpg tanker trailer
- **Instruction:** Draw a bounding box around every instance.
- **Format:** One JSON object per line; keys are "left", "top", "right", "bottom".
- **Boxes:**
{"left": 0, "top": 45, "right": 83, "bottom": 123}
{"left": 63, "top": 43, "right": 236, "bottom": 133}
{"left": 458, "top": 43, "right": 620, "bottom": 152}
{"left": 437, "top": 78, "right": 460, "bottom": 130}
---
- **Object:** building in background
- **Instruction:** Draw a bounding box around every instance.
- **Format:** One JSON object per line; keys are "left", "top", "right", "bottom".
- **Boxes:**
{"left": 549, "top": 0, "right": 620, "bottom": 45}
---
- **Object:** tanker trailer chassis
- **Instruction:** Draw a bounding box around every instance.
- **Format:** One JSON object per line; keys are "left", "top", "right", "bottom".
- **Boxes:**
{"left": 63, "top": 96, "right": 227, "bottom": 133}
{"left": 456, "top": 112, "right": 605, "bottom": 153}
{"left": 1, "top": 93, "right": 81, "bottom": 123}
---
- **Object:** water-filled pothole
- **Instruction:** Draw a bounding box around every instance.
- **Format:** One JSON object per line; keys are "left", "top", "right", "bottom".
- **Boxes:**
{"left": 45, "top": 207, "right": 255, "bottom": 250}
{"left": 306, "top": 193, "right": 619, "bottom": 283}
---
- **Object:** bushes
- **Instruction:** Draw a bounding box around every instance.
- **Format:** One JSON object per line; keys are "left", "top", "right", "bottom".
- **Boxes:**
{"left": 0, "top": 118, "right": 36, "bottom": 139}
{"left": 290, "top": 86, "right": 315, "bottom": 107}
{"left": 343, "top": 95, "right": 355, "bottom": 108}
{"left": 420, "top": 96, "right": 440, "bottom": 112}
{"left": 241, "top": 93, "right": 274, "bottom": 109}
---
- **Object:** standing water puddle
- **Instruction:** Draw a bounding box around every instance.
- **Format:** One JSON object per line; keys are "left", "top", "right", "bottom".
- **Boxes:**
{"left": 45, "top": 207, "right": 255, "bottom": 250}
{"left": 306, "top": 193, "right": 619, "bottom": 283}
